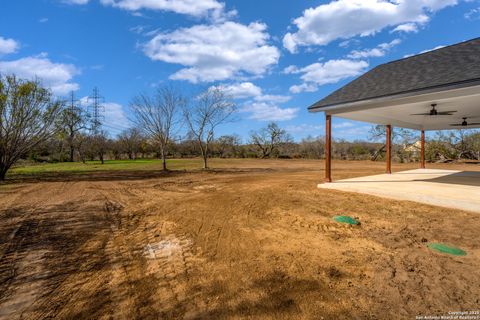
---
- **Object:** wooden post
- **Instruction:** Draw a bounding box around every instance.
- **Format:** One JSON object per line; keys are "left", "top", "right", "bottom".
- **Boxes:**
{"left": 325, "top": 114, "right": 332, "bottom": 182}
{"left": 386, "top": 124, "right": 392, "bottom": 174}
{"left": 420, "top": 130, "right": 425, "bottom": 169}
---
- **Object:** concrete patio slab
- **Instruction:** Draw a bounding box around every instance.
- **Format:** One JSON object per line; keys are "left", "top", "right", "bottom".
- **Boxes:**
{"left": 319, "top": 169, "right": 480, "bottom": 213}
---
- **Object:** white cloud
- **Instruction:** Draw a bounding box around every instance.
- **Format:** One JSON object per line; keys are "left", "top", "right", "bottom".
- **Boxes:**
{"left": 287, "top": 59, "right": 368, "bottom": 93}
{"left": 338, "top": 38, "right": 361, "bottom": 48}
{"left": 103, "top": 102, "right": 131, "bottom": 131}
{"left": 464, "top": 7, "right": 480, "bottom": 19}
{"left": 403, "top": 44, "right": 446, "bottom": 58}
{"left": 61, "top": 0, "right": 236, "bottom": 20}
{"left": 143, "top": 22, "right": 280, "bottom": 83}
{"left": 217, "top": 83, "right": 297, "bottom": 121}
{"left": 62, "top": 0, "right": 90, "bottom": 4}
{"left": 419, "top": 45, "right": 446, "bottom": 54}
{"left": 241, "top": 101, "right": 299, "bottom": 121}
{"left": 255, "top": 94, "right": 291, "bottom": 104}
{"left": 79, "top": 97, "right": 131, "bottom": 134}
{"left": 286, "top": 123, "right": 323, "bottom": 133}
{"left": 213, "top": 82, "right": 291, "bottom": 104}
{"left": 0, "top": 54, "right": 80, "bottom": 95}
{"left": 333, "top": 121, "right": 355, "bottom": 129}
{"left": 289, "top": 83, "right": 319, "bottom": 94}
{"left": 283, "top": 65, "right": 299, "bottom": 74}
{"left": 347, "top": 39, "right": 401, "bottom": 59}
{"left": 0, "top": 36, "right": 20, "bottom": 55}
{"left": 39, "top": 18, "right": 49, "bottom": 23}
{"left": 216, "top": 82, "right": 262, "bottom": 99}
{"left": 100, "top": 0, "right": 230, "bottom": 19}
{"left": 130, "top": 25, "right": 147, "bottom": 34}
{"left": 334, "top": 124, "right": 372, "bottom": 139}
{"left": 392, "top": 22, "right": 418, "bottom": 33}
{"left": 283, "top": 0, "right": 458, "bottom": 53}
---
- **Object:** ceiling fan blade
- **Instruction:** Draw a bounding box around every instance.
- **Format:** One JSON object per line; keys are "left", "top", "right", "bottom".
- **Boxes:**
{"left": 411, "top": 112, "right": 430, "bottom": 115}
{"left": 467, "top": 122, "right": 480, "bottom": 126}
{"left": 450, "top": 124, "right": 463, "bottom": 126}
{"left": 436, "top": 111, "right": 457, "bottom": 115}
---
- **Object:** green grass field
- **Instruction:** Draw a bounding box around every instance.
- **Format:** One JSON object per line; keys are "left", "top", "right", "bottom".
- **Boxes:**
{"left": 10, "top": 159, "right": 203, "bottom": 176}
{"left": 9, "top": 158, "right": 274, "bottom": 178}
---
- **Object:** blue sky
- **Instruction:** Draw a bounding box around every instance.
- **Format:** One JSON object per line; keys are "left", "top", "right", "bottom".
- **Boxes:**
{"left": 0, "top": 0, "right": 479, "bottom": 141}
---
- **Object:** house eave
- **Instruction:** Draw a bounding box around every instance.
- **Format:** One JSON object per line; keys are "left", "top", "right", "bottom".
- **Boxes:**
{"left": 308, "top": 78, "right": 480, "bottom": 114}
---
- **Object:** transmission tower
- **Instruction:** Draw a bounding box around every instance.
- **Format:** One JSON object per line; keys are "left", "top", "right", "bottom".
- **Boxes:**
{"left": 68, "top": 91, "right": 79, "bottom": 113}
{"left": 87, "top": 87, "right": 105, "bottom": 134}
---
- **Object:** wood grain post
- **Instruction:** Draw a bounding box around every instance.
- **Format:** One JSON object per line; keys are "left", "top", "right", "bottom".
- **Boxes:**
{"left": 325, "top": 114, "right": 332, "bottom": 182}
{"left": 386, "top": 124, "right": 392, "bottom": 174}
{"left": 420, "top": 130, "right": 425, "bottom": 169}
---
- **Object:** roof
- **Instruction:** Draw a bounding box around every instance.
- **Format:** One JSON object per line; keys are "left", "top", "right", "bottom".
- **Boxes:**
{"left": 309, "top": 37, "right": 480, "bottom": 111}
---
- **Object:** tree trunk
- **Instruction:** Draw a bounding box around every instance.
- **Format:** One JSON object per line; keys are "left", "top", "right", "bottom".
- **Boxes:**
{"left": 0, "top": 163, "right": 10, "bottom": 181}
{"left": 161, "top": 149, "right": 167, "bottom": 171}
{"left": 203, "top": 154, "right": 208, "bottom": 169}
{"left": 372, "top": 145, "right": 386, "bottom": 161}
{"left": 198, "top": 139, "right": 209, "bottom": 169}
{"left": 0, "top": 168, "right": 6, "bottom": 181}
{"left": 100, "top": 153, "right": 104, "bottom": 164}
{"left": 79, "top": 151, "right": 86, "bottom": 164}
{"left": 69, "top": 144, "right": 75, "bottom": 162}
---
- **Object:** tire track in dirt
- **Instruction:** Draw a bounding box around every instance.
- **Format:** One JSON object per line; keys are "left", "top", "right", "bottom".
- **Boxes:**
{"left": 0, "top": 182, "right": 67, "bottom": 319}
{"left": 141, "top": 220, "right": 207, "bottom": 318}
{"left": 0, "top": 219, "right": 44, "bottom": 320}
{"left": 0, "top": 181, "right": 116, "bottom": 319}
{"left": 95, "top": 184, "right": 148, "bottom": 318}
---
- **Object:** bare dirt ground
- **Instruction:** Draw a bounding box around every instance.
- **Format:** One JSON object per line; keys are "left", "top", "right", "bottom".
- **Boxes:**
{"left": 0, "top": 159, "right": 479, "bottom": 319}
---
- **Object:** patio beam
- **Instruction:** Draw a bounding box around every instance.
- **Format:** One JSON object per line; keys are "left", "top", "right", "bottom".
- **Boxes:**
{"left": 421, "top": 130, "right": 425, "bottom": 169}
{"left": 386, "top": 124, "right": 392, "bottom": 174}
{"left": 325, "top": 114, "right": 332, "bottom": 182}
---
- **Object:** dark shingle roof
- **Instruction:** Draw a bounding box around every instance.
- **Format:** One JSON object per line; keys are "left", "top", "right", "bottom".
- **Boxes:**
{"left": 309, "top": 38, "right": 480, "bottom": 110}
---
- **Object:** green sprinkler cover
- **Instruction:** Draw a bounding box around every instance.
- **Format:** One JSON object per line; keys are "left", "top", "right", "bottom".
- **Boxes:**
{"left": 333, "top": 215, "right": 359, "bottom": 225}
{"left": 427, "top": 243, "right": 467, "bottom": 256}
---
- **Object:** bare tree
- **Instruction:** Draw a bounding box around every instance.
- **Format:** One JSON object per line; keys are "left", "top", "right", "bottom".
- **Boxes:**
{"left": 299, "top": 136, "right": 325, "bottom": 159}
{"left": 57, "top": 92, "right": 88, "bottom": 162}
{"left": 118, "top": 128, "right": 143, "bottom": 160}
{"left": 0, "top": 75, "right": 63, "bottom": 180}
{"left": 250, "top": 122, "right": 292, "bottom": 158}
{"left": 184, "top": 87, "right": 236, "bottom": 169}
{"left": 369, "top": 125, "right": 416, "bottom": 161}
{"left": 215, "top": 134, "right": 241, "bottom": 158}
{"left": 130, "top": 86, "right": 185, "bottom": 170}
{"left": 88, "top": 130, "right": 109, "bottom": 164}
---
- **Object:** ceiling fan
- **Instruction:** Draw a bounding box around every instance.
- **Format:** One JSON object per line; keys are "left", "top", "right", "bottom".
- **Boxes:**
{"left": 450, "top": 117, "right": 480, "bottom": 127}
{"left": 411, "top": 103, "right": 457, "bottom": 116}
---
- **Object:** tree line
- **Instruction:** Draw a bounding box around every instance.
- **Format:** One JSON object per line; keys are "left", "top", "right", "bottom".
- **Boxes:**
{"left": 1, "top": 75, "right": 479, "bottom": 181}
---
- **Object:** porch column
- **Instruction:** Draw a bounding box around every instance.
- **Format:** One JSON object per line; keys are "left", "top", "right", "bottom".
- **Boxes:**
{"left": 420, "top": 130, "right": 425, "bottom": 169}
{"left": 325, "top": 114, "right": 332, "bottom": 182}
{"left": 386, "top": 124, "right": 392, "bottom": 174}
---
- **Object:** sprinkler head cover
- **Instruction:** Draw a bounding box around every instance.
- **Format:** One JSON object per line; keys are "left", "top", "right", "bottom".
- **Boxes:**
{"left": 333, "top": 215, "right": 359, "bottom": 225}
{"left": 427, "top": 243, "right": 466, "bottom": 256}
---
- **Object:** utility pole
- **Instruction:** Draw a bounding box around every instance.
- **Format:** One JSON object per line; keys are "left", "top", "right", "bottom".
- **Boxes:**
{"left": 88, "top": 87, "right": 105, "bottom": 134}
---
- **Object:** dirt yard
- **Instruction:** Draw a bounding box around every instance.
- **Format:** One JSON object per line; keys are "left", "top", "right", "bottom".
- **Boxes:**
{"left": 0, "top": 159, "right": 479, "bottom": 319}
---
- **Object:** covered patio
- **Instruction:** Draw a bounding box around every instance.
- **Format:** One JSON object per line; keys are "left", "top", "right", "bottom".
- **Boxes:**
{"left": 309, "top": 38, "right": 480, "bottom": 212}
